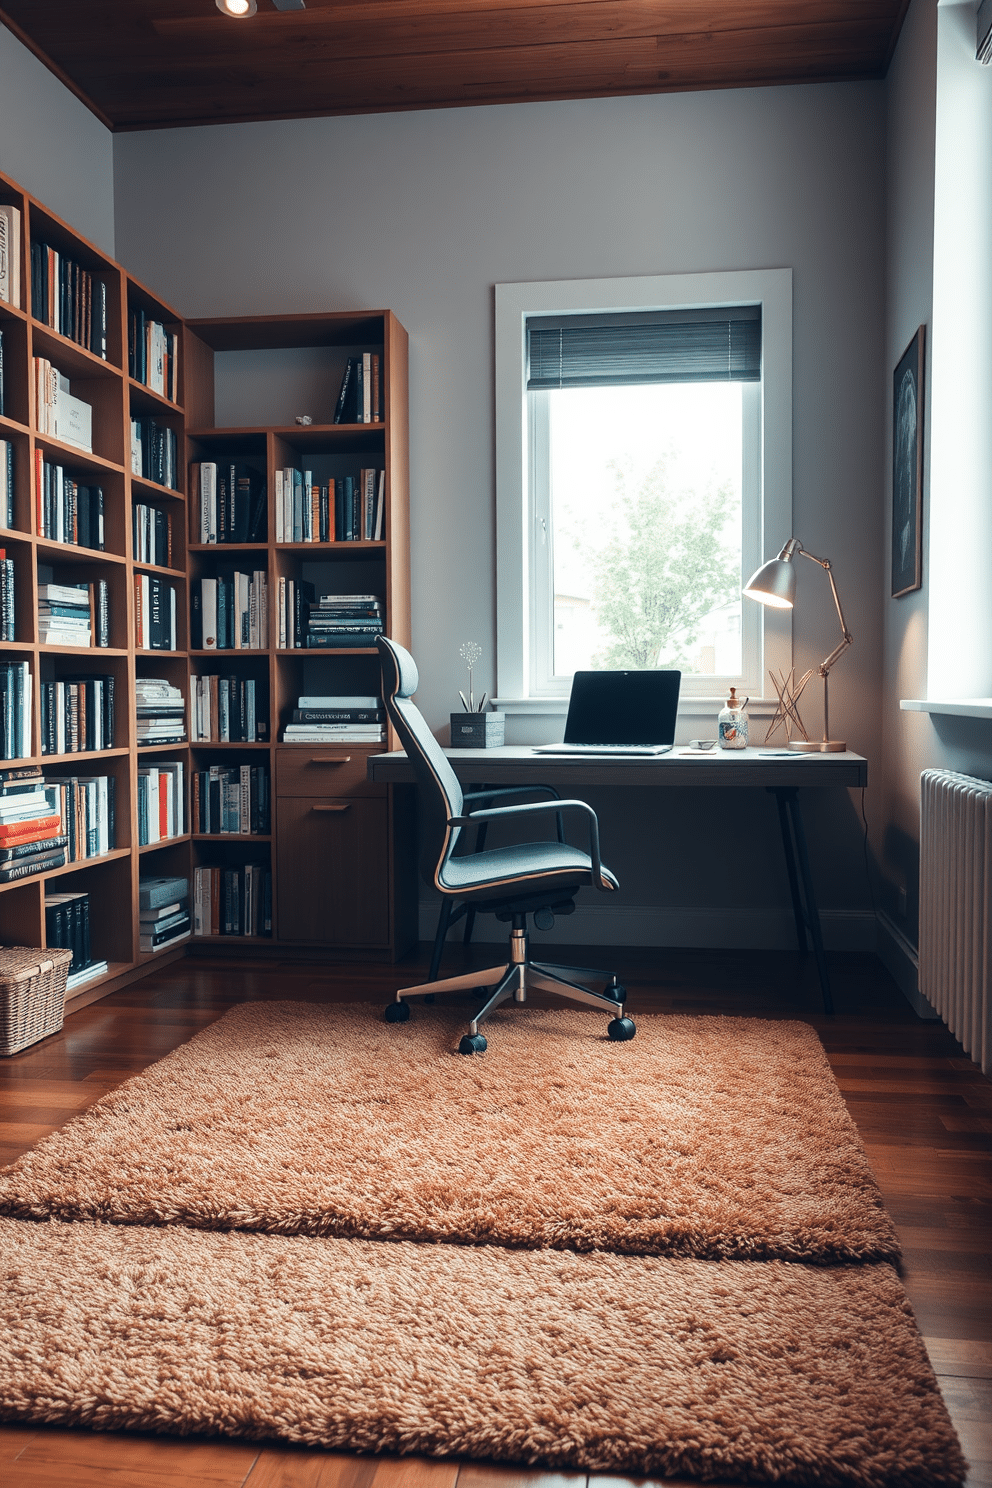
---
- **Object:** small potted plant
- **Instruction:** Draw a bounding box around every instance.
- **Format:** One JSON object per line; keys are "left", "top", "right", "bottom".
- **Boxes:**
{"left": 450, "top": 642, "right": 505, "bottom": 748}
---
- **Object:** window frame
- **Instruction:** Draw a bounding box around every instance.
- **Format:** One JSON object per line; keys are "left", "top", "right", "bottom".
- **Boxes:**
{"left": 495, "top": 269, "right": 794, "bottom": 714}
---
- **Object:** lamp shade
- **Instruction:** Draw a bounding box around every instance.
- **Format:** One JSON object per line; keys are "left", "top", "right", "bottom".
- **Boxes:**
{"left": 742, "top": 555, "right": 796, "bottom": 609}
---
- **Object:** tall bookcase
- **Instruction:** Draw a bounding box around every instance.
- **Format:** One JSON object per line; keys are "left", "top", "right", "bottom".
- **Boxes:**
{"left": 0, "top": 165, "right": 416, "bottom": 1015}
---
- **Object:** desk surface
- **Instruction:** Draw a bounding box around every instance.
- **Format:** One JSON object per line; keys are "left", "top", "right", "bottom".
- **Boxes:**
{"left": 368, "top": 745, "right": 868, "bottom": 789}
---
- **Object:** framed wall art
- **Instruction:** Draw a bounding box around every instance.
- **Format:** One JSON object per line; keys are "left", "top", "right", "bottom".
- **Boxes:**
{"left": 891, "top": 325, "right": 925, "bottom": 598}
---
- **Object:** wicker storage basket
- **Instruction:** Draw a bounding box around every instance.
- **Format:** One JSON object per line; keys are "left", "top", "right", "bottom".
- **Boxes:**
{"left": 0, "top": 946, "right": 73, "bottom": 1056}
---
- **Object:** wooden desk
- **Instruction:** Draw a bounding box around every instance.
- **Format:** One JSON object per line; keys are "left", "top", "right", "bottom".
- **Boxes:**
{"left": 367, "top": 746, "right": 869, "bottom": 1013}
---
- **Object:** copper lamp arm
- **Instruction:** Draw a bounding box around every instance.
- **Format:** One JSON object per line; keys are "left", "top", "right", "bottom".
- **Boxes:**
{"left": 796, "top": 545, "right": 853, "bottom": 676}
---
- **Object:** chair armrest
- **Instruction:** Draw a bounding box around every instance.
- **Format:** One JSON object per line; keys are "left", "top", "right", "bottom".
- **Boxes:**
{"left": 461, "top": 784, "right": 564, "bottom": 842}
{"left": 448, "top": 798, "right": 606, "bottom": 886}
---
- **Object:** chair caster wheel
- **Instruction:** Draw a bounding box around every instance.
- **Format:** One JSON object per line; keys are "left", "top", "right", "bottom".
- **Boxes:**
{"left": 607, "top": 982, "right": 626, "bottom": 1004}
{"left": 458, "top": 1033, "right": 487, "bottom": 1055}
{"left": 385, "top": 1001, "right": 410, "bottom": 1023}
{"left": 607, "top": 1016, "right": 636, "bottom": 1041}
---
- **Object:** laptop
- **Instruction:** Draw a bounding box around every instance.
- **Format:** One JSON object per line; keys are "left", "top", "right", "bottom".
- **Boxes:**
{"left": 534, "top": 670, "right": 681, "bottom": 757}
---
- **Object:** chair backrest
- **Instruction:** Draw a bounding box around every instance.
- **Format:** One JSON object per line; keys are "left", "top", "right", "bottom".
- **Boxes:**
{"left": 377, "top": 637, "right": 465, "bottom": 884}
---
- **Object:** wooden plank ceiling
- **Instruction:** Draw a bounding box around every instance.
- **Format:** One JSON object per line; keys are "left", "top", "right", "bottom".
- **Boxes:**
{"left": 0, "top": 0, "right": 909, "bottom": 132}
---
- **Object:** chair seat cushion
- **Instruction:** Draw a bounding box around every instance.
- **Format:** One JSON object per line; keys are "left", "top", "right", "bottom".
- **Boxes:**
{"left": 439, "top": 840, "right": 619, "bottom": 899}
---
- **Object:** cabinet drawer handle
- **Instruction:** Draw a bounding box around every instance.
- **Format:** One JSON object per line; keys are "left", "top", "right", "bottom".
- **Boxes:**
{"left": 312, "top": 803, "right": 351, "bottom": 813}
{"left": 309, "top": 756, "right": 352, "bottom": 764}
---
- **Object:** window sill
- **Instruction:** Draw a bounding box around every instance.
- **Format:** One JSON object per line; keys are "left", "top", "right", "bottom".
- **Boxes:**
{"left": 495, "top": 695, "right": 781, "bottom": 718}
{"left": 900, "top": 698, "right": 992, "bottom": 719}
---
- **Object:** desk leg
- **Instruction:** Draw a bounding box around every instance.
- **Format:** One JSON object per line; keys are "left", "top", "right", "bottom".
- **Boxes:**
{"left": 769, "top": 787, "right": 834, "bottom": 1015}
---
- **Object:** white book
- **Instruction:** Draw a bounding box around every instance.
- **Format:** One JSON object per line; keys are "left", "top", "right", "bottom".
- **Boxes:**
{"left": 362, "top": 352, "right": 372, "bottom": 423}
{"left": 277, "top": 576, "right": 286, "bottom": 650}
{"left": 55, "top": 376, "right": 93, "bottom": 453}
{"left": 39, "top": 583, "right": 89, "bottom": 604}
{"left": 274, "top": 470, "right": 284, "bottom": 543}
{"left": 298, "top": 695, "right": 381, "bottom": 708}
{"left": 170, "top": 585, "right": 177, "bottom": 651}
{"left": 374, "top": 470, "right": 386, "bottom": 540}
{"left": 130, "top": 419, "right": 142, "bottom": 476}
{"left": 199, "top": 462, "right": 217, "bottom": 544}
{"left": 201, "top": 578, "right": 218, "bottom": 649}
{"left": 0, "top": 204, "right": 22, "bottom": 308}
{"left": 303, "top": 470, "right": 313, "bottom": 542}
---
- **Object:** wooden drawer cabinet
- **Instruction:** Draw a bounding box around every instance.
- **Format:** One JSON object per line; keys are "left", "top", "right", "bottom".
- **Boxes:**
{"left": 276, "top": 748, "right": 380, "bottom": 799}
{"left": 275, "top": 796, "right": 391, "bottom": 946}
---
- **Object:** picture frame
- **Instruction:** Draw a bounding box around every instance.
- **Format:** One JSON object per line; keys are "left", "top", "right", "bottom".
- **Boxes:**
{"left": 891, "top": 325, "right": 925, "bottom": 598}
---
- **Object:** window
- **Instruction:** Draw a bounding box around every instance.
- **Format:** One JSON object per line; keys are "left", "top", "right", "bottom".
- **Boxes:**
{"left": 495, "top": 270, "right": 793, "bottom": 711}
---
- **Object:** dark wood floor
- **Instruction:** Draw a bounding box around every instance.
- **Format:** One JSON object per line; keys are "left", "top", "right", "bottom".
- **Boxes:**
{"left": 1, "top": 944, "right": 989, "bottom": 1488}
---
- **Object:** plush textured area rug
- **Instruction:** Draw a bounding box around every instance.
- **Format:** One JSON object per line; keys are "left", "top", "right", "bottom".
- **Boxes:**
{"left": 0, "top": 1002, "right": 900, "bottom": 1264}
{"left": 0, "top": 1217, "right": 966, "bottom": 1486}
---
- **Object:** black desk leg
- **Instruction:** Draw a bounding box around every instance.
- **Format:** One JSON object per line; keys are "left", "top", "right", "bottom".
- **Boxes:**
{"left": 769, "top": 787, "right": 834, "bottom": 1015}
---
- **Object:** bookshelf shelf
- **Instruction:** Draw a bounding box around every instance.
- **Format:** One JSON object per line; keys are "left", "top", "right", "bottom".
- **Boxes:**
{"left": 0, "top": 166, "right": 415, "bottom": 1004}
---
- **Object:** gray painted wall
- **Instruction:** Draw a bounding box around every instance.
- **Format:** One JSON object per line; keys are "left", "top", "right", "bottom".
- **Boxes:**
{"left": 0, "top": 24, "right": 114, "bottom": 256}
{"left": 111, "top": 86, "right": 887, "bottom": 946}
{"left": 879, "top": 0, "right": 992, "bottom": 997}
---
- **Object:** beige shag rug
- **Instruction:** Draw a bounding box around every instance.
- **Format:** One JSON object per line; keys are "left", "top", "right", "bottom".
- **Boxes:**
{"left": 0, "top": 1217, "right": 966, "bottom": 1486}
{"left": 0, "top": 1002, "right": 900, "bottom": 1264}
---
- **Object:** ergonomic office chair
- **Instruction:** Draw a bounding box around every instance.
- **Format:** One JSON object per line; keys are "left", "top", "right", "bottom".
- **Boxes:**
{"left": 377, "top": 636, "right": 635, "bottom": 1053}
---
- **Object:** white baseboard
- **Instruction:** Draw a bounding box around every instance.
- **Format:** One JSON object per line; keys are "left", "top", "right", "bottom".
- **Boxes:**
{"left": 419, "top": 902, "right": 878, "bottom": 952}
{"left": 876, "top": 910, "right": 940, "bottom": 1019}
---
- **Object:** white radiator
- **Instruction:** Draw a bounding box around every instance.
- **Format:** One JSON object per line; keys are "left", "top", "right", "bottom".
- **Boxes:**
{"left": 919, "top": 769, "right": 992, "bottom": 1075}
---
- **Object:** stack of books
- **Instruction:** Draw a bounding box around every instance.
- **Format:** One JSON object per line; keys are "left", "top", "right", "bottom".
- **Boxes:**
{"left": 130, "top": 417, "right": 178, "bottom": 491}
{"left": 189, "top": 674, "right": 266, "bottom": 742}
{"left": 0, "top": 547, "right": 14, "bottom": 640}
{"left": 46, "top": 774, "right": 115, "bottom": 861}
{"left": 33, "top": 358, "right": 93, "bottom": 451}
{"left": 191, "top": 571, "right": 268, "bottom": 651}
{"left": 38, "top": 580, "right": 103, "bottom": 648}
{"left": 132, "top": 502, "right": 173, "bottom": 567}
{"left": 128, "top": 310, "right": 179, "bottom": 402}
{"left": 1, "top": 439, "right": 14, "bottom": 526}
{"left": 135, "top": 678, "right": 185, "bottom": 744}
{"left": 138, "top": 875, "right": 191, "bottom": 953}
{"left": 34, "top": 457, "right": 105, "bottom": 548}
{"left": 45, "top": 890, "right": 108, "bottom": 989}
{"left": 1, "top": 661, "right": 32, "bottom": 759}
{"left": 137, "top": 761, "right": 184, "bottom": 845}
{"left": 190, "top": 461, "right": 266, "bottom": 545}
{"left": 134, "top": 573, "right": 177, "bottom": 650}
{"left": 0, "top": 768, "right": 68, "bottom": 883}
{"left": 41, "top": 675, "right": 115, "bottom": 755}
{"left": 193, "top": 863, "right": 271, "bottom": 938}
{"left": 282, "top": 694, "right": 385, "bottom": 745}
{"left": 306, "top": 593, "right": 383, "bottom": 650}
{"left": 192, "top": 764, "right": 270, "bottom": 836}
{"left": 30, "top": 242, "right": 108, "bottom": 358}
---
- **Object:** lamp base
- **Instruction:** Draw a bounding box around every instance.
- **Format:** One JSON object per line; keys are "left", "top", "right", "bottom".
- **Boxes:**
{"left": 789, "top": 739, "right": 847, "bottom": 753}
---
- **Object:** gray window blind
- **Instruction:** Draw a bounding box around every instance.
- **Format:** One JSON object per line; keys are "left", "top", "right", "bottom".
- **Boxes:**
{"left": 526, "top": 305, "right": 761, "bottom": 390}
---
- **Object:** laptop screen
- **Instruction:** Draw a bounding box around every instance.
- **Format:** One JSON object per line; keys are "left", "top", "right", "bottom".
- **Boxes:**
{"left": 563, "top": 670, "right": 681, "bottom": 746}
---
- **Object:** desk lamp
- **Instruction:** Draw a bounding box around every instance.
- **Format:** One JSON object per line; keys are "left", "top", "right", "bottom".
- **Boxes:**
{"left": 743, "top": 537, "right": 853, "bottom": 752}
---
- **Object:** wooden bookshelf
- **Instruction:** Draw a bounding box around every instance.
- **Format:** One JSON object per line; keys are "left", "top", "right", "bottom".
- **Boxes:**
{"left": 0, "top": 166, "right": 417, "bottom": 1013}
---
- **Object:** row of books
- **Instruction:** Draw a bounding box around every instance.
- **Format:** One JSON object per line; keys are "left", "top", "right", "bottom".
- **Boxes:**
{"left": 47, "top": 773, "right": 115, "bottom": 861}
{"left": 139, "top": 875, "right": 191, "bottom": 954}
{"left": 0, "top": 206, "right": 22, "bottom": 309}
{"left": 39, "top": 579, "right": 109, "bottom": 649}
{"left": 190, "top": 674, "right": 266, "bottom": 742}
{"left": 192, "top": 765, "right": 271, "bottom": 836}
{"left": 46, "top": 892, "right": 109, "bottom": 987}
{"left": 0, "top": 768, "right": 67, "bottom": 882}
{"left": 30, "top": 241, "right": 108, "bottom": 359}
{"left": 132, "top": 502, "right": 173, "bottom": 569}
{"left": 33, "top": 455, "right": 105, "bottom": 549}
{"left": 0, "top": 550, "right": 13, "bottom": 642}
{"left": 333, "top": 354, "right": 381, "bottom": 424}
{"left": 134, "top": 574, "right": 178, "bottom": 650}
{"left": 193, "top": 863, "right": 272, "bottom": 938}
{"left": 0, "top": 662, "right": 31, "bottom": 760}
{"left": 1, "top": 439, "right": 14, "bottom": 528}
{"left": 282, "top": 693, "right": 385, "bottom": 744}
{"left": 40, "top": 676, "right": 115, "bottom": 756}
{"left": 130, "top": 417, "right": 178, "bottom": 491}
{"left": 34, "top": 358, "right": 92, "bottom": 452}
{"left": 128, "top": 310, "right": 179, "bottom": 403}
{"left": 137, "top": 761, "right": 184, "bottom": 845}
{"left": 306, "top": 593, "right": 384, "bottom": 651}
{"left": 191, "top": 572, "right": 268, "bottom": 651}
{"left": 191, "top": 462, "right": 267, "bottom": 546}
{"left": 135, "top": 678, "right": 185, "bottom": 744}
{"left": 273, "top": 468, "right": 384, "bottom": 544}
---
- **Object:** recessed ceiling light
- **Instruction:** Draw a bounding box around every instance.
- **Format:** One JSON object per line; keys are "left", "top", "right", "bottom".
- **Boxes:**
{"left": 215, "top": 0, "right": 258, "bottom": 16}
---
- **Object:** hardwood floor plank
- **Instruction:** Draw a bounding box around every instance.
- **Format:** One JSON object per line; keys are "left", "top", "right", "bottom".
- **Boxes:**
{"left": 0, "top": 1427, "right": 39, "bottom": 1463}
{"left": 457, "top": 1470, "right": 584, "bottom": 1488}
{"left": 926, "top": 1337, "right": 992, "bottom": 1379}
{"left": 245, "top": 1448, "right": 380, "bottom": 1488}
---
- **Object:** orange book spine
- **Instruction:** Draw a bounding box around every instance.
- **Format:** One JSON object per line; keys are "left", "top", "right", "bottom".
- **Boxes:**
{"left": 0, "top": 814, "right": 62, "bottom": 843}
